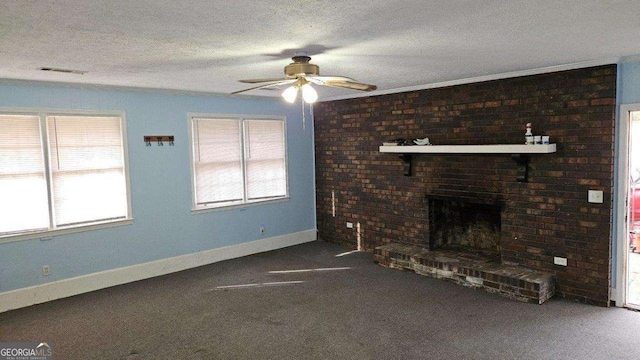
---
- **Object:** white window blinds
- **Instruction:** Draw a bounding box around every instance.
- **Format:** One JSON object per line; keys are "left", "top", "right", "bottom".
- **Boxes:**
{"left": 0, "top": 114, "right": 49, "bottom": 234}
{"left": 0, "top": 111, "right": 130, "bottom": 239}
{"left": 244, "top": 120, "right": 286, "bottom": 200}
{"left": 47, "top": 116, "right": 128, "bottom": 226}
{"left": 191, "top": 116, "right": 287, "bottom": 210}
{"left": 192, "top": 118, "right": 243, "bottom": 206}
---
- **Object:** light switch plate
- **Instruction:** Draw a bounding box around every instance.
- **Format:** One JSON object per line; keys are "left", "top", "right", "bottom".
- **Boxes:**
{"left": 588, "top": 190, "right": 603, "bottom": 203}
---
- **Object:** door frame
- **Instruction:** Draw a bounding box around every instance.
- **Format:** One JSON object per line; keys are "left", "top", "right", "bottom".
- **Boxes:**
{"left": 614, "top": 104, "right": 640, "bottom": 307}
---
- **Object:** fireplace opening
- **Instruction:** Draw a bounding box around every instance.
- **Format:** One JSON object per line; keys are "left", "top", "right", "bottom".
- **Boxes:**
{"left": 428, "top": 196, "right": 501, "bottom": 262}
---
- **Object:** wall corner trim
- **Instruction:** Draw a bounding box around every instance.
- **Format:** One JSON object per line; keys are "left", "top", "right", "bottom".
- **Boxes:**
{"left": 0, "top": 229, "right": 317, "bottom": 313}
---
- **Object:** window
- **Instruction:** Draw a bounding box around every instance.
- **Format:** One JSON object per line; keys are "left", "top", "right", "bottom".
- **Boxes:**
{"left": 190, "top": 115, "right": 288, "bottom": 210}
{"left": 0, "top": 111, "right": 131, "bottom": 239}
{"left": 0, "top": 114, "right": 49, "bottom": 234}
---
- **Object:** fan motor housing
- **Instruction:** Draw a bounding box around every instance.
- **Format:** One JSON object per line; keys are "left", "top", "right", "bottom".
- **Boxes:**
{"left": 284, "top": 55, "right": 319, "bottom": 78}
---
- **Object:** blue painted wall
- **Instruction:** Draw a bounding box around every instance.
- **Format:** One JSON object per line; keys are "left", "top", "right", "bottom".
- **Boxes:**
{"left": 618, "top": 61, "right": 640, "bottom": 103}
{"left": 0, "top": 82, "right": 316, "bottom": 293}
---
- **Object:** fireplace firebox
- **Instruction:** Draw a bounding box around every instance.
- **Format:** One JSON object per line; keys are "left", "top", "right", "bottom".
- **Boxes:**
{"left": 427, "top": 195, "right": 501, "bottom": 261}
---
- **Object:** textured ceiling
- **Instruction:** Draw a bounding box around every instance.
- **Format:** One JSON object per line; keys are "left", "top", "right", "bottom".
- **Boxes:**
{"left": 1, "top": 1, "right": 639, "bottom": 101}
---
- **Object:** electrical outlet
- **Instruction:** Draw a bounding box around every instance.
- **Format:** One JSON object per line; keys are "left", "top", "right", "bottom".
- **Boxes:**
{"left": 553, "top": 257, "right": 567, "bottom": 266}
{"left": 42, "top": 265, "right": 51, "bottom": 276}
{"left": 260, "top": 225, "right": 265, "bottom": 234}
{"left": 588, "top": 190, "right": 603, "bottom": 204}
{"left": 346, "top": 222, "right": 354, "bottom": 229}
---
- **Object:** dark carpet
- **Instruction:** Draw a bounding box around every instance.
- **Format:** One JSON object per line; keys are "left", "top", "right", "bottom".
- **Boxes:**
{"left": 1, "top": 240, "right": 640, "bottom": 359}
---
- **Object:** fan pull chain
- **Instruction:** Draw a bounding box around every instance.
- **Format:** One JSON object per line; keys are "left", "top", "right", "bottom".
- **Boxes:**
{"left": 309, "top": 103, "right": 314, "bottom": 132}
{"left": 301, "top": 96, "right": 306, "bottom": 130}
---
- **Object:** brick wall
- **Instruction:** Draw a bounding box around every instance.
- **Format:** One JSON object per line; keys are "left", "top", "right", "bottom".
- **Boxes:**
{"left": 314, "top": 65, "right": 616, "bottom": 306}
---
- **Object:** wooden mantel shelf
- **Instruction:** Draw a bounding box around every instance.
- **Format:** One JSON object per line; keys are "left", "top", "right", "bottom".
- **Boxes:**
{"left": 379, "top": 144, "right": 556, "bottom": 154}
{"left": 379, "top": 144, "right": 557, "bottom": 181}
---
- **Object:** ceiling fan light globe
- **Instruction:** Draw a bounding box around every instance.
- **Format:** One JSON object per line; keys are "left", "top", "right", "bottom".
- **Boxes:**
{"left": 301, "top": 84, "right": 318, "bottom": 103}
{"left": 282, "top": 85, "right": 298, "bottom": 103}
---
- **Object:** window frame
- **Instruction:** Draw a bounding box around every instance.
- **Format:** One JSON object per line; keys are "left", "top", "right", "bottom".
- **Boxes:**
{"left": 188, "top": 113, "right": 289, "bottom": 212}
{"left": 0, "top": 107, "right": 133, "bottom": 244}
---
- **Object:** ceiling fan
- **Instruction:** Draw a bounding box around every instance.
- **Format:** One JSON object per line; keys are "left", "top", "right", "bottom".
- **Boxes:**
{"left": 232, "top": 53, "right": 377, "bottom": 103}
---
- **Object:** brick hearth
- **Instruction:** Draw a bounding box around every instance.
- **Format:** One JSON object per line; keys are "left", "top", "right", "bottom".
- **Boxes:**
{"left": 374, "top": 243, "right": 555, "bottom": 304}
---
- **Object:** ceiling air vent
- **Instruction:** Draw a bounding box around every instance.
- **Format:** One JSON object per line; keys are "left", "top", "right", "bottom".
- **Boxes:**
{"left": 39, "top": 67, "right": 87, "bottom": 75}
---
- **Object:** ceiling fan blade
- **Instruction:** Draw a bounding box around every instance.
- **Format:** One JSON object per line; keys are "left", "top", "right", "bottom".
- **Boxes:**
{"left": 324, "top": 80, "right": 377, "bottom": 91}
{"left": 316, "top": 80, "right": 377, "bottom": 92}
{"left": 231, "top": 79, "right": 296, "bottom": 94}
{"left": 309, "top": 76, "right": 358, "bottom": 83}
{"left": 238, "top": 77, "right": 289, "bottom": 84}
{"left": 307, "top": 76, "right": 377, "bottom": 91}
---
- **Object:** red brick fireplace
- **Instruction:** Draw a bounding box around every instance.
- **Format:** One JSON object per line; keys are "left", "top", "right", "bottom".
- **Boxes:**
{"left": 314, "top": 65, "right": 615, "bottom": 306}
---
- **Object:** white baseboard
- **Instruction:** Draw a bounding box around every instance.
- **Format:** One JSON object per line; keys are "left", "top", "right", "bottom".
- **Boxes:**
{"left": 0, "top": 229, "right": 317, "bottom": 313}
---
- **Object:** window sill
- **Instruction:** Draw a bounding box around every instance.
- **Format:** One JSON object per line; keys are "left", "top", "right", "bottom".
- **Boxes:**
{"left": 0, "top": 218, "right": 134, "bottom": 245}
{"left": 191, "top": 196, "right": 290, "bottom": 214}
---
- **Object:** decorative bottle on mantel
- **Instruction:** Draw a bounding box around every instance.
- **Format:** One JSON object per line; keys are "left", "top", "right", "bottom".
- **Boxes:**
{"left": 525, "top": 123, "right": 534, "bottom": 145}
